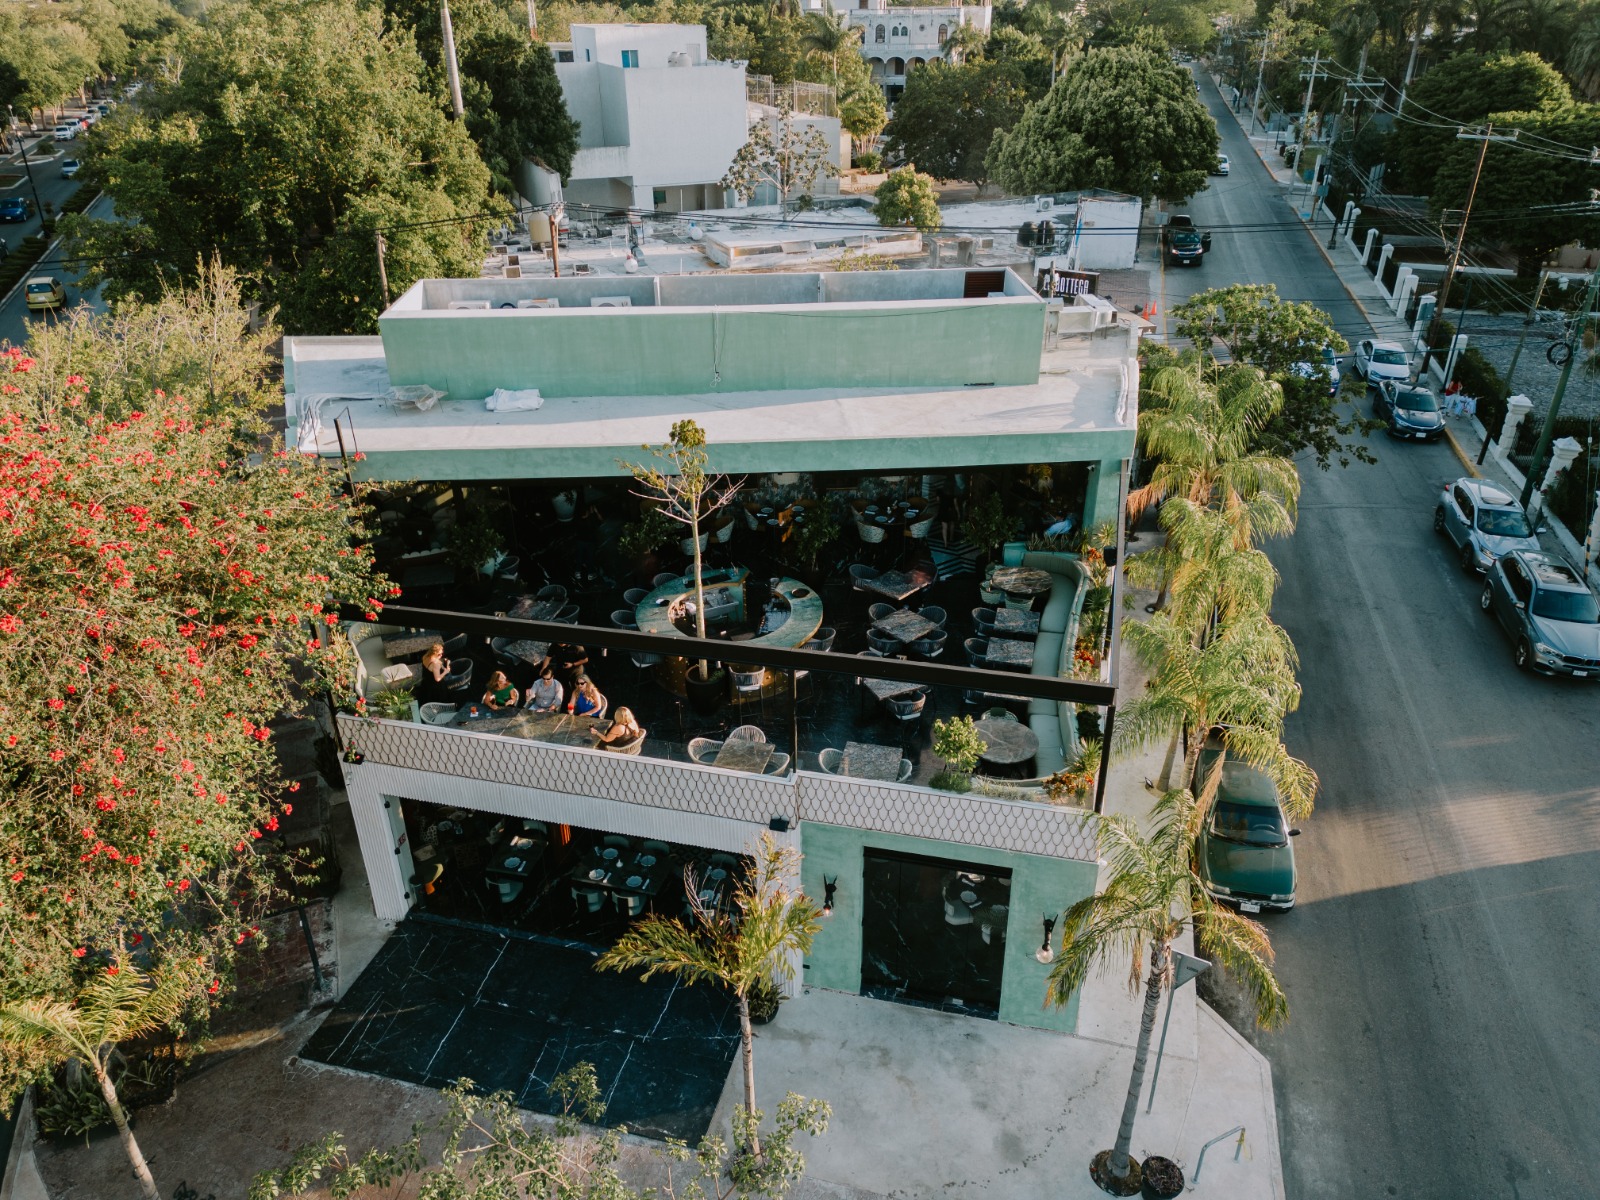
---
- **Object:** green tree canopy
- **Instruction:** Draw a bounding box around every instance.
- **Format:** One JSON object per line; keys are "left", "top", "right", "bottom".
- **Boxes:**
{"left": 874, "top": 167, "right": 943, "bottom": 229}
{"left": 1392, "top": 51, "right": 1572, "bottom": 192}
{"left": 987, "top": 44, "right": 1219, "bottom": 201}
{"left": 1432, "top": 103, "right": 1600, "bottom": 275}
{"left": 61, "top": 0, "right": 496, "bottom": 335}
{"left": 0, "top": 269, "right": 385, "bottom": 1099}
{"left": 885, "top": 59, "right": 1031, "bottom": 184}
{"left": 383, "top": 0, "right": 580, "bottom": 189}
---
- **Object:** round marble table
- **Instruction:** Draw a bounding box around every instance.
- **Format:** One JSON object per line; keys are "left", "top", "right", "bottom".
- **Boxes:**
{"left": 973, "top": 717, "right": 1040, "bottom": 767}
{"left": 988, "top": 566, "right": 1055, "bottom": 598}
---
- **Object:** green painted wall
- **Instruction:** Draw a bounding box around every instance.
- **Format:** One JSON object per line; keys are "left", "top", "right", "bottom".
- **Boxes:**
{"left": 352, "top": 429, "right": 1137, "bottom": 484}
{"left": 378, "top": 303, "right": 1045, "bottom": 399}
{"left": 798, "top": 822, "right": 1099, "bottom": 1033}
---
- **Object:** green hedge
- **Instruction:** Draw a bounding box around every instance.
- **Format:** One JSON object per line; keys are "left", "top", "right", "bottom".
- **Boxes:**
{"left": 0, "top": 234, "right": 50, "bottom": 296}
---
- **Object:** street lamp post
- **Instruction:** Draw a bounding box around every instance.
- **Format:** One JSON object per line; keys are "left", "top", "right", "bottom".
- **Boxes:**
{"left": 8, "top": 106, "right": 45, "bottom": 222}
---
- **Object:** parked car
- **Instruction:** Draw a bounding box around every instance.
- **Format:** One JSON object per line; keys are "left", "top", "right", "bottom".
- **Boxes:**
{"left": 1193, "top": 749, "right": 1299, "bottom": 913}
{"left": 52, "top": 123, "right": 78, "bottom": 141}
{"left": 1371, "top": 378, "right": 1444, "bottom": 440}
{"left": 95, "top": 102, "right": 112, "bottom": 116}
{"left": 24, "top": 276, "right": 66, "bottom": 312}
{"left": 1480, "top": 549, "right": 1600, "bottom": 676}
{"left": 1289, "top": 344, "right": 1341, "bottom": 395}
{"left": 1434, "top": 477, "right": 1541, "bottom": 573}
{"left": 1213, "top": 153, "right": 1231, "bottom": 176}
{"left": 1354, "top": 338, "right": 1410, "bottom": 383}
{"left": 59, "top": 158, "right": 81, "bottom": 178}
{"left": 0, "top": 197, "right": 34, "bottom": 222}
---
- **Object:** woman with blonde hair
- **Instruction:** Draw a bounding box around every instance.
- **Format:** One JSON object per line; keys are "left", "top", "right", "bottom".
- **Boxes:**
{"left": 481, "top": 670, "right": 519, "bottom": 711}
{"left": 594, "top": 706, "right": 643, "bottom": 747}
{"left": 421, "top": 643, "right": 449, "bottom": 682}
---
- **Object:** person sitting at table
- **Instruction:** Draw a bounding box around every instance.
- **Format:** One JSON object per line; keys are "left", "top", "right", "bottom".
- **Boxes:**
{"left": 594, "top": 706, "right": 643, "bottom": 747}
{"left": 551, "top": 642, "right": 589, "bottom": 687}
{"left": 421, "top": 643, "right": 449, "bottom": 683}
{"left": 567, "top": 675, "right": 606, "bottom": 719}
{"left": 481, "top": 670, "right": 520, "bottom": 711}
{"left": 525, "top": 665, "right": 563, "bottom": 712}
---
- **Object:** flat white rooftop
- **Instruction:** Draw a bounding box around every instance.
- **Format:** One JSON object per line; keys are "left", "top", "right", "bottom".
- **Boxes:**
{"left": 285, "top": 319, "right": 1139, "bottom": 481}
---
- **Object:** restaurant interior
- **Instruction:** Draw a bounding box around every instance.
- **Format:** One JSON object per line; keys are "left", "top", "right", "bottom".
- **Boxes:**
{"left": 354, "top": 465, "right": 1111, "bottom": 799}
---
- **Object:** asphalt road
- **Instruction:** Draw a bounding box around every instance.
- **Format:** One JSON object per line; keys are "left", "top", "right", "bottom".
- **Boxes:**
{"left": 1171, "top": 68, "right": 1600, "bottom": 1199}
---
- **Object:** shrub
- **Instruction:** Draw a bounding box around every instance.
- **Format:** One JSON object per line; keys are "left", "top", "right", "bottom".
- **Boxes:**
{"left": 933, "top": 715, "right": 985, "bottom": 778}
{"left": 853, "top": 150, "right": 882, "bottom": 173}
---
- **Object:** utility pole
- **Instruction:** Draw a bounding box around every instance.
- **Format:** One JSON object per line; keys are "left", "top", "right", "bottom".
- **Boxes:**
{"left": 1250, "top": 31, "right": 1269, "bottom": 133}
{"left": 1519, "top": 266, "right": 1600, "bottom": 508}
{"left": 1295, "top": 52, "right": 1327, "bottom": 208}
{"left": 526, "top": 0, "right": 537, "bottom": 38}
{"left": 1398, "top": 19, "right": 1422, "bottom": 112}
{"left": 7, "top": 106, "right": 43, "bottom": 222}
{"left": 1478, "top": 270, "right": 1549, "bottom": 463}
{"left": 1419, "top": 124, "right": 1516, "bottom": 376}
{"left": 441, "top": 0, "right": 465, "bottom": 118}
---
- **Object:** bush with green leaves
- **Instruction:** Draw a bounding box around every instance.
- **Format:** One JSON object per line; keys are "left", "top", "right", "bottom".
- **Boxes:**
{"left": 873, "top": 167, "right": 942, "bottom": 231}
{"left": 933, "top": 716, "right": 987, "bottom": 786}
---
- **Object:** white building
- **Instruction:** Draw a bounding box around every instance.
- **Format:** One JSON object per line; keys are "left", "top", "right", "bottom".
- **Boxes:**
{"left": 805, "top": 0, "right": 992, "bottom": 98}
{"left": 548, "top": 24, "right": 748, "bottom": 213}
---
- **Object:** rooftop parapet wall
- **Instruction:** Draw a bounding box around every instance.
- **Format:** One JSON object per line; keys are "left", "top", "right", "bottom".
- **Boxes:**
{"left": 378, "top": 269, "right": 1045, "bottom": 400}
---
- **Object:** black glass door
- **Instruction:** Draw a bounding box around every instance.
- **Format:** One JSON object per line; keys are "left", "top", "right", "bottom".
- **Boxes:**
{"left": 860, "top": 849, "right": 1010, "bottom": 1019}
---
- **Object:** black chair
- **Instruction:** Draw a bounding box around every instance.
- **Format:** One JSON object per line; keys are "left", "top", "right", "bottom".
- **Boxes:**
{"left": 442, "top": 656, "right": 475, "bottom": 696}
{"left": 964, "top": 637, "right": 989, "bottom": 668}
{"left": 442, "top": 632, "right": 471, "bottom": 657}
{"left": 909, "top": 630, "right": 947, "bottom": 660}
{"left": 867, "top": 630, "right": 901, "bottom": 657}
{"left": 971, "top": 608, "right": 997, "bottom": 638}
{"left": 920, "top": 605, "right": 948, "bottom": 629}
{"left": 868, "top": 602, "right": 896, "bottom": 625}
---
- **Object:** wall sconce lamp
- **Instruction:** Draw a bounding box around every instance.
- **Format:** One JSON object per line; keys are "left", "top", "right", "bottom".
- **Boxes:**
{"left": 1036, "top": 914, "right": 1057, "bottom": 965}
{"left": 822, "top": 876, "right": 838, "bottom": 917}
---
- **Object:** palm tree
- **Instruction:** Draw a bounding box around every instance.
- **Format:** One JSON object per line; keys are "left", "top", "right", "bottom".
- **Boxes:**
{"left": 1, "top": 959, "right": 195, "bottom": 1200}
{"left": 1565, "top": 5, "right": 1600, "bottom": 97}
{"left": 801, "top": 8, "right": 860, "bottom": 86}
{"left": 596, "top": 834, "right": 823, "bottom": 1160}
{"left": 1117, "top": 610, "right": 1318, "bottom": 819}
{"left": 1128, "top": 359, "right": 1301, "bottom": 527}
{"left": 1047, "top": 786, "right": 1288, "bottom": 1195}
{"left": 1126, "top": 496, "right": 1284, "bottom": 634}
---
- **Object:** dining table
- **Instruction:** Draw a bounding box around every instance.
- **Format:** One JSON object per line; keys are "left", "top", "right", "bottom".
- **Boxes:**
{"left": 713, "top": 739, "right": 775, "bottom": 773}
{"left": 839, "top": 740, "right": 903, "bottom": 781}
{"left": 992, "top": 608, "right": 1042, "bottom": 638}
{"left": 973, "top": 718, "right": 1040, "bottom": 768}
{"left": 872, "top": 609, "right": 939, "bottom": 645}
{"left": 451, "top": 707, "right": 606, "bottom": 748}
{"left": 507, "top": 597, "right": 563, "bottom": 622}
{"left": 984, "top": 638, "right": 1036, "bottom": 671}
{"left": 989, "top": 566, "right": 1055, "bottom": 599}
{"left": 499, "top": 638, "right": 551, "bottom": 668}
{"left": 380, "top": 629, "right": 444, "bottom": 660}
{"left": 858, "top": 568, "right": 934, "bottom": 602}
{"left": 484, "top": 832, "right": 547, "bottom": 883}
{"left": 570, "top": 845, "right": 668, "bottom": 901}
{"left": 860, "top": 675, "right": 922, "bottom": 702}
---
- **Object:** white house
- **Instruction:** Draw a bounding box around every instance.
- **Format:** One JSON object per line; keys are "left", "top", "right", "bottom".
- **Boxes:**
{"left": 547, "top": 24, "right": 749, "bottom": 213}
{"left": 805, "top": 0, "right": 992, "bottom": 98}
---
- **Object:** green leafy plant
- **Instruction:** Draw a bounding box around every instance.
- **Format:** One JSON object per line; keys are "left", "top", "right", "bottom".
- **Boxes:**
{"left": 962, "top": 492, "right": 1015, "bottom": 560}
{"left": 787, "top": 503, "right": 839, "bottom": 573}
{"left": 443, "top": 503, "right": 503, "bottom": 577}
{"left": 932, "top": 715, "right": 986, "bottom": 791}
{"left": 617, "top": 504, "right": 675, "bottom": 558}
{"left": 853, "top": 150, "right": 882, "bottom": 172}
{"left": 369, "top": 688, "right": 416, "bottom": 722}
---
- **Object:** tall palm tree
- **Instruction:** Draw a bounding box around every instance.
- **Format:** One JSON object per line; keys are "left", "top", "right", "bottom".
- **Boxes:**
{"left": 1117, "top": 610, "right": 1318, "bottom": 820}
{"left": 801, "top": 8, "right": 860, "bottom": 85}
{"left": 597, "top": 834, "right": 822, "bottom": 1160}
{"left": 1128, "top": 359, "right": 1301, "bottom": 528}
{"left": 1126, "top": 496, "right": 1284, "bottom": 633}
{"left": 1047, "top": 786, "right": 1288, "bottom": 1195}
{"left": 1565, "top": 3, "right": 1600, "bottom": 97}
{"left": 1, "top": 959, "right": 195, "bottom": 1200}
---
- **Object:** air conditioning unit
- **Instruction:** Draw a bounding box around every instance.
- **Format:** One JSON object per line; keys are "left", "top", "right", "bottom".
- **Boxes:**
{"left": 517, "top": 298, "right": 559, "bottom": 309}
{"left": 589, "top": 296, "right": 633, "bottom": 308}
{"left": 447, "top": 300, "right": 492, "bottom": 310}
{"left": 1035, "top": 196, "right": 1054, "bottom": 212}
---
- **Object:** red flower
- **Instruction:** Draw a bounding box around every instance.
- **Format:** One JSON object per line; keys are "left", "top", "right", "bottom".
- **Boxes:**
{"left": 177, "top": 879, "right": 191, "bottom": 892}
{"left": 207, "top": 979, "right": 220, "bottom": 995}
{"left": 106, "top": 965, "right": 119, "bottom": 976}
{"left": 73, "top": 946, "right": 86, "bottom": 957}
{"left": 9, "top": 871, "right": 23, "bottom": 883}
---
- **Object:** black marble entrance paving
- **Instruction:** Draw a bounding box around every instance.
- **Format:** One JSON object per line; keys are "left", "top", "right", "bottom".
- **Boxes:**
{"left": 301, "top": 915, "right": 741, "bottom": 1140}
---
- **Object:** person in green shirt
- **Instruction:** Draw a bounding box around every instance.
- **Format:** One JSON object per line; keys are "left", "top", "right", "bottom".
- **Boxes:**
{"left": 482, "top": 670, "right": 519, "bottom": 711}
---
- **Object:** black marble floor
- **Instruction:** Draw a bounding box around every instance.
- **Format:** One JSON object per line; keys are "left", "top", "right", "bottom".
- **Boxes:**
{"left": 301, "top": 916, "right": 741, "bottom": 1140}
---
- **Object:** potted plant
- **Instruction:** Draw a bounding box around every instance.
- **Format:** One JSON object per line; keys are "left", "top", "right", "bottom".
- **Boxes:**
{"left": 617, "top": 505, "right": 674, "bottom": 579}
{"left": 550, "top": 487, "right": 579, "bottom": 521}
{"left": 1140, "top": 1156, "right": 1184, "bottom": 1199}
{"left": 371, "top": 687, "right": 419, "bottom": 723}
{"left": 963, "top": 493, "right": 1016, "bottom": 569}
{"left": 444, "top": 504, "right": 503, "bottom": 595}
{"left": 930, "top": 715, "right": 986, "bottom": 793}
{"left": 620, "top": 421, "right": 743, "bottom": 715}
{"left": 787, "top": 503, "right": 839, "bottom": 586}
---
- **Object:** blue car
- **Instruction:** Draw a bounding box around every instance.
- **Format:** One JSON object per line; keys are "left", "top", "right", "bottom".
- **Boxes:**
{"left": 0, "top": 197, "right": 33, "bottom": 222}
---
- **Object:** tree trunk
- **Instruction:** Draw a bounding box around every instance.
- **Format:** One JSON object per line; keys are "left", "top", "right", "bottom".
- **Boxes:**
{"left": 737, "top": 992, "right": 762, "bottom": 1160}
{"left": 1108, "top": 940, "right": 1171, "bottom": 1182}
{"left": 690, "top": 504, "right": 710, "bottom": 680}
{"left": 95, "top": 1060, "right": 160, "bottom": 1200}
{"left": 1182, "top": 722, "right": 1205, "bottom": 799}
{"left": 1156, "top": 730, "right": 1181, "bottom": 791}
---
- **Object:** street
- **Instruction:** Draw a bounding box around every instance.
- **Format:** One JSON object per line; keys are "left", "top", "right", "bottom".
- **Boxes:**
{"left": 1173, "top": 69, "right": 1600, "bottom": 1198}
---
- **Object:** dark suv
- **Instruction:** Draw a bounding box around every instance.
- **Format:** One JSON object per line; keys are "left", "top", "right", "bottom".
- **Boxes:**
{"left": 1480, "top": 549, "right": 1600, "bottom": 676}
{"left": 1371, "top": 378, "right": 1444, "bottom": 440}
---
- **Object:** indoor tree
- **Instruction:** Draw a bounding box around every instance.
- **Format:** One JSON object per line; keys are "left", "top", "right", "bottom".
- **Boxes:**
{"left": 1047, "top": 786, "right": 1288, "bottom": 1195}
{"left": 596, "top": 834, "right": 823, "bottom": 1161}
{"left": 620, "top": 420, "right": 742, "bottom": 688}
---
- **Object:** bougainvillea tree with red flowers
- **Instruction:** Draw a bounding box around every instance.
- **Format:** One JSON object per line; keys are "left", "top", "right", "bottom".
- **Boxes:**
{"left": 0, "top": 269, "right": 387, "bottom": 1108}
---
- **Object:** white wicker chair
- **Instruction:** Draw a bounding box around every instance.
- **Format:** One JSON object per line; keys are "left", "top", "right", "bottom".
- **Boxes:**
{"left": 818, "top": 748, "right": 844, "bottom": 773}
